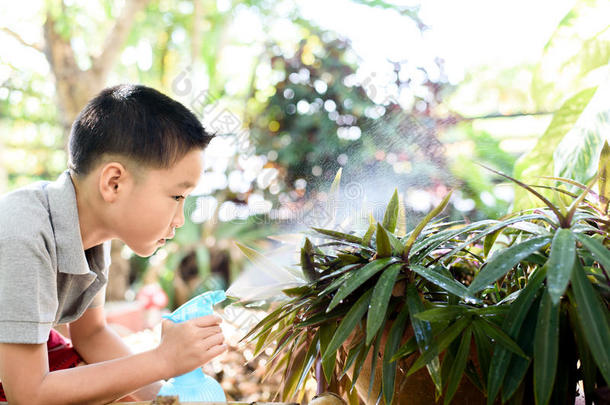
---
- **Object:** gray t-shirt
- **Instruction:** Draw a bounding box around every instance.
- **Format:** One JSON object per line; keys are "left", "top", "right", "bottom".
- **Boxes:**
{"left": 0, "top": 170, "right": 111, "bottom": 344}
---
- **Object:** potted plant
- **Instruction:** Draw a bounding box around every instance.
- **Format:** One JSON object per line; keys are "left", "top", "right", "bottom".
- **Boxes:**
{"left": 238, "top": 143, "right": 610, "bottom": 404}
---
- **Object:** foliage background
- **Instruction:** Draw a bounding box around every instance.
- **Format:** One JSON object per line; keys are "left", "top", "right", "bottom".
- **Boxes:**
{"left": 0, "top": 0, "right": 608, "bottom": 311}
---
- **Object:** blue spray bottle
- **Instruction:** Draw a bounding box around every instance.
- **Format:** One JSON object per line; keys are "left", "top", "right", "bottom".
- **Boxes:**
{"left": 157, "top": 290, "right": 227, "bottom": 402}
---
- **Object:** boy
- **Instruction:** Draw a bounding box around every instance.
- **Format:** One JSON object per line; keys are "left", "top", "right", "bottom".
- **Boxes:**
{"left": 0, "top": 84, "right": 227, "bottom": 404}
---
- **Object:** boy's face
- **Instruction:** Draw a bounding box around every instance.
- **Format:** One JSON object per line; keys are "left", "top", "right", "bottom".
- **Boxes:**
{"left": 114, "top": 149, "right": 203, "bottom": 257}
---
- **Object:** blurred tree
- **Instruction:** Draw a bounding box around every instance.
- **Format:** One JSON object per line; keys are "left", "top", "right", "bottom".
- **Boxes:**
{"left": 245, "top": 26, "right": 463, "bottom": 231}
{"left": 43, "top": 0, "right": 151, "bottom": 135}
{"left": 512, "top": 0, "right": 609, "bottom": 210}
{"left": 0, "top": 0, "right": 438, "bottom": 305}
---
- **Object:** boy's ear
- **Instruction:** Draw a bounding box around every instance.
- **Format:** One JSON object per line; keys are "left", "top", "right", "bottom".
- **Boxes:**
{"left": 99, "top": 162, "right": 129, "bottom": 203}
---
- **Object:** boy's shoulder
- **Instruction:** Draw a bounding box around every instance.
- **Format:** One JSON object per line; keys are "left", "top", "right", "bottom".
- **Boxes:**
{"left": 0, "top": 179, "right": 53, "bottom": 241}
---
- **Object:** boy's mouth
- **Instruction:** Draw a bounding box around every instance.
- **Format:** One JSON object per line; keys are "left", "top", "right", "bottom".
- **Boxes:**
{"left": 157, "top": 238, "right": 166, "bottom": 244}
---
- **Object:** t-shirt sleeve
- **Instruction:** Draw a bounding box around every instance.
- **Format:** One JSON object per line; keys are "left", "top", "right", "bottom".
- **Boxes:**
{"left": 88, "top": 284, "right": 107, "bottom": 308}
{"left": 87, "top": 240, "right": 111, "bottom": 309}
{"left": 0, "top": 236, "right": 58, "bottom": 344}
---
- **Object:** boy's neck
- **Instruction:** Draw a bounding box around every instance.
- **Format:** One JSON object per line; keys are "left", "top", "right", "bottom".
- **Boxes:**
{"left": 69, "top": 173, "right": 115, "bottom": 251}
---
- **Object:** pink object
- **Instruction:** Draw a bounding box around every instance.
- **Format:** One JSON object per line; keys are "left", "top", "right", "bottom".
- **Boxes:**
{"left": 136, "top": 283, "right": 169, "bottom": 310}
{"left": 105, "top": 300, "right": 146, "bottom": 333}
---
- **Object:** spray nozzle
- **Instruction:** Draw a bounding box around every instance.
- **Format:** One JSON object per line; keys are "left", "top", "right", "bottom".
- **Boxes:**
{"left": 162, "top": 290, "right": 226, "bottom": 323}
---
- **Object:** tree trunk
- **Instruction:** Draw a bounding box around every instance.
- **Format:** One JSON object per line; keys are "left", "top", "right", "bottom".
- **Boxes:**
{"left": 42, "top": 0, "right": 151, "bottom": 301}
{"left": 43, "top": 0, "right": 151, "bottom": 134}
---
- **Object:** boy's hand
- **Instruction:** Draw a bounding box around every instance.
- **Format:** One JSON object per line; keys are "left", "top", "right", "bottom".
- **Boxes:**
{"left": 155, "top": 315, "right": 227, "bottom": 379}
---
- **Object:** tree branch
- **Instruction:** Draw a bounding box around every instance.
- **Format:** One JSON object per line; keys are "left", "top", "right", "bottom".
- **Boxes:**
{"left": 0, "top": 27, "right": 43, "bottom": 52}
{"left": 460, "top": 111, "right": 556, "bottom": 121}
{"left": 90, "top": 0, "right": 152, "bottom": 80}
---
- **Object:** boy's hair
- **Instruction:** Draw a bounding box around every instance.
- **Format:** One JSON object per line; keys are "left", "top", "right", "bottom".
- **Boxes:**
{"left": 68, "top": 84, "right": 213, "bottom": 176}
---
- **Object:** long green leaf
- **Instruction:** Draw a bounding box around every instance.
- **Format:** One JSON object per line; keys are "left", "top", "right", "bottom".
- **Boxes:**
{"left": 406, "top": 284, "right": 442, "bottom": 393}
{"left": 327, "top": 168, "right": 342, "bottom": 226}
{"left": 322, "top": 290, "right": 373, "bottom": 364}
{"left": 327, "top": 257, "right": 398, "bottom": 312}
{"left": 407, "top": 315, "right": 472, "bottom": 377}
{"left": 534, "top": 290, "right": 560, "bottom": 405}
{"left": 471, "top": 322, "right": 492, "bottom": 390}
{"left": 242, "top": 299, "right": 298, "bottom": 342}
{"left": 253, "top": 327, "right": 273, "bottom": 358}
{"left": 486, "top": 267, "right": 546, "bottom": 404}
{"left": 383, "top": 189, "right": 400, "bottom": 233}
{"left": 482, "top": 163, "right": 565, "bottom": 223}
{"left": 376, "top": 223, "right": 392, "bottom": 258}
{"left": 397, "top": 192, "right": 407, "bottom": 237}
{"left": 570, "top": 259, "right": 610, "bottom": 385}
{"left": 386, "top": 229, "right": 405, "bottom": 254}
{"left": 294, "top": 334, "right": 318, "bottom": 395}
{"left": 340, "top": 338, "right": 365, "bottom": 379}
{"left": 550, "top": 306, "right": 576, "bottom": 405}
{"left": 283, "top": 337, "right": 314, "bottom": 399}
{"left": 444, "top": 326, "right": 472, "bottom": 405}
{"left": 319, "top": 322, "right": 337, "bottom": 383}
{"left": 390, "top": 335, "right": 418, "bottom": 362}
{"left": 475, "top": 318, "right": 528, "bottom": 359}
{"left": 366, "top": 264, "right": 401, "bottom": 345}
{"left": 469, "top": 235, "right": 551, "bottom": 294}
{"left": 296, "top": 305, "right": 349, "bottom": 328}
{"left": 368, "top": 300, "right": 396, "bottom": 399}
{"left": 483, "top": 228, "right": 502, "bottom": 257}
{"left": 411, "top": 264, "right": 476, "bottom": 302}
{"left": 330, "top": 167, "right": 342, "bottom": 195}
{"left": 414, "top": 305, "right": 467, "bottom": 322}
{"left": 382, "top": 303, "right": 410, "bottom": 405}
{"left": 403, "top": 191, "right": 453, "bottom": 258}
{"left": 501, "top": 294, "right": 541, "bottom": 402}
{"left": 317, "top": 263, "right": 362, "bottom": 285}
{"left": 362, "top": 217, "right": 376, "bottom": 247}
{"left": 566, "top": 290, "right": 597, "bottom": 402}
{"left": 438, "top": 214, "right": 556, "bottom": 264}
{"left": 599, "top": 140, "right": 610, "bottom": 212}
{"left": 350, "top": 342, "right": 372, "bottom": 392}
{"left": 301, "top": 238, "right": 318, "bottom": 282}
{"left": 312, "top": 227, "right": 363, "bottom": 244}
{"left": 565, "top": 176, "right": 597, "bottom": 225}
{"left": 411, "top": 220, "right": 498, "bottom": 260}
{"left": 236, "top": 242, "right": 305, "bottom": 282}
{"left": 281, "top": 334, "right": 302, "bottom": 397}
{"left": 574, "top": 233, "right": 610, "bottom": 272}
{"left": 546, "top": 229, "right": 576, "bottom": 304}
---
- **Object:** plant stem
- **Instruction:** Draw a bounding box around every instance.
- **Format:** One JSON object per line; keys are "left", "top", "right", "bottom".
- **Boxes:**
{"left": 315, "top": 356, "right": 327, "bottom": 395}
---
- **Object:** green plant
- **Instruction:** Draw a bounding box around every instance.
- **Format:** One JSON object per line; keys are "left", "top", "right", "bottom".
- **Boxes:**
{"left": 240, "top": 148, "right": 610, "bottom": 404}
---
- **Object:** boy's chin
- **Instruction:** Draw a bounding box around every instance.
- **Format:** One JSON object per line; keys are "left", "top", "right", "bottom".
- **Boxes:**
{"left": 128, "top": 241, "right": 164, "bottom": 257}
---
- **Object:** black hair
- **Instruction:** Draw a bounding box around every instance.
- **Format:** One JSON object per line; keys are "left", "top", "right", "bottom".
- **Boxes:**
{"left": 68, "top": 84, "right": 213, "bottom": 176}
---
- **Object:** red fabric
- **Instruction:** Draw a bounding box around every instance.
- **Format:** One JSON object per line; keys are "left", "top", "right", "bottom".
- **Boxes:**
{"left": 0, "top": 329, "right": 84, "bottom": 401}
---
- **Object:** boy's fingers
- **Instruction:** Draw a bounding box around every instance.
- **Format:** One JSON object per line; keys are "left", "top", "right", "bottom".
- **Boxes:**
{"left": 161, "top": 319, "right": 175, "bottom": 330}
{"left": 201, "top": 333, "right": 225, "bottom": 350}
{"left": 191, "top": 315, "right": 222, "bottom": 327}
{"left": 206, "top": 343, "right": 228, "bottom": 359}
{"left": 198, "top": 326, "right": 223, "bottom": 339}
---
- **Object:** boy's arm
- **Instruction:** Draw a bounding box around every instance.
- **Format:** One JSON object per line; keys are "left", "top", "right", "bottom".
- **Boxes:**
{"left": 0, "top": 340, "right": 166, "bottom": 405}
{"left": 68, "top": 306, "right": 162, "bottom": 400}
{"left": 0, "top": 309, "right": 225, "bottom": 405}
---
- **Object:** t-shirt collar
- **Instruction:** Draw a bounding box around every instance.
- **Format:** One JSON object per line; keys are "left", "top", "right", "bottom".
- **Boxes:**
{"left": 46, "top": 170, "right": 108, "bottom": 275}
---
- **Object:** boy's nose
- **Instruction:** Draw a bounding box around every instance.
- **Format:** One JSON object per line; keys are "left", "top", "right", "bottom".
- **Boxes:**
{"left": 172, "top": 206, "right": 186, "bottom": 229}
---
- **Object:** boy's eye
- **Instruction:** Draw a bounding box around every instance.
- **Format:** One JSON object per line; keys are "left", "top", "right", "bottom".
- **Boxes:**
{"left": 172, "top": 195, "right": 185, "bottom": 202}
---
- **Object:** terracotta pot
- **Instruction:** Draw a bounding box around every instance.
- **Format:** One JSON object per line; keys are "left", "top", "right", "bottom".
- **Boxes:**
{"left": 344, "top": 322, "right": 487, "bottom": 405}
